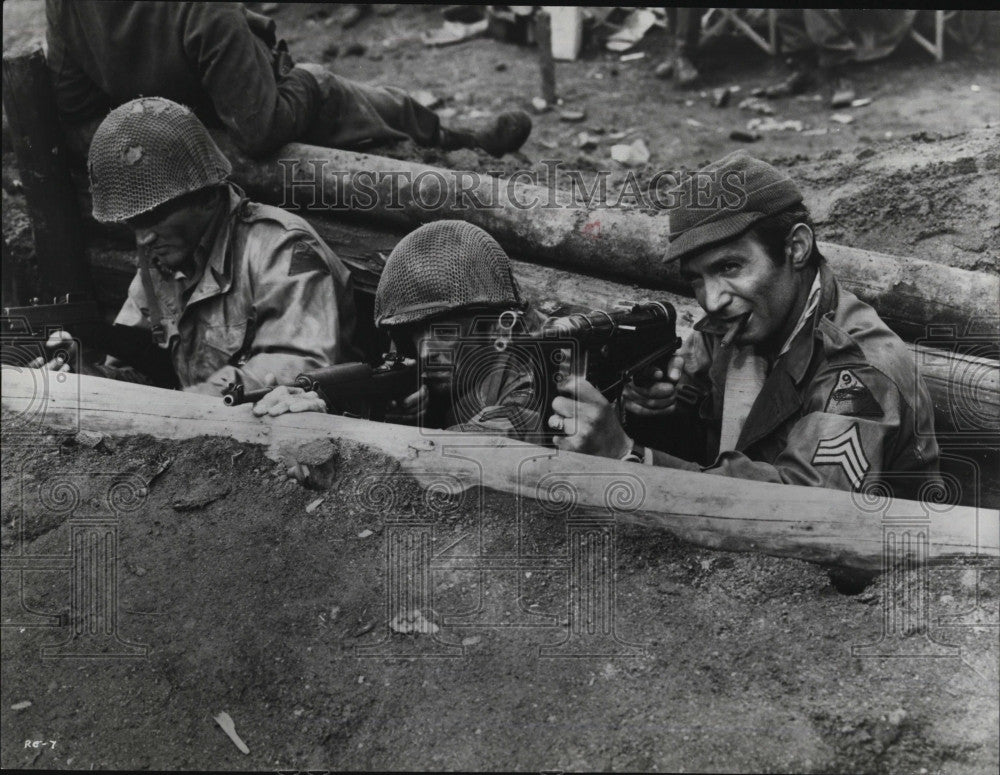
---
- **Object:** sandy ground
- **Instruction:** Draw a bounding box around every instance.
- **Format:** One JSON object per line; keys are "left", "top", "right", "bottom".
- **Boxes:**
{"left": 2, "top": 3, "right": 999, "bottom": 772}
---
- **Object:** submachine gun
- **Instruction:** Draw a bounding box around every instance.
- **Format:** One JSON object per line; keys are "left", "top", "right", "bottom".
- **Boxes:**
{"left": 532, "top": 300, "right": 683, "bottom": 426}
{"left": 221, "top": 354, "right": 418, "bottom": 421}
{"left": 1, "top": 294, "right": 178, "bottom": 387}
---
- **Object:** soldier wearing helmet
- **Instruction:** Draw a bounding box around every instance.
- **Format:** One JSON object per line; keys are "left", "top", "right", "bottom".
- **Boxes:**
{"left": 46, "top": 0, "right": 531, "bottom": 160}
{"left": 255, "top": 220, "right": 545, "bottom": 439}
{"left": 36, "top": 97, "right": 358, "bottom": 395}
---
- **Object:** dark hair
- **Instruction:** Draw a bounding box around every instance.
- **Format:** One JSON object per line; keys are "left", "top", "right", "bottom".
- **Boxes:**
{"left": 748, "top": 204, "right": 823, "bottom": 267}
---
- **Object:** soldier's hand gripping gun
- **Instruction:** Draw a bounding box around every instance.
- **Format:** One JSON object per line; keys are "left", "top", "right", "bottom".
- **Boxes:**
{"left": 222, "top": 353, "right": 418, "bottom": 420}
{"left": 534, "top": 300, "right": 682, "bottom": 425}
{"left": 1, "top": 294, "right": 178, "bottom": 386}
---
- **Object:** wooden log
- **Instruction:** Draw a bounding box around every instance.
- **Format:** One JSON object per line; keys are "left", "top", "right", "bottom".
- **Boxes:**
{"left": 3, "top": 369, "right": 996, "bottom": 571}
{"left": 2, "top": 45, "right": 94, "bottom": 301}
{"left": 82, "top": 213, "right": 1000, "bottom": 442}
{"left": 214, "top": 135, "right": 1000, "bottom": 344}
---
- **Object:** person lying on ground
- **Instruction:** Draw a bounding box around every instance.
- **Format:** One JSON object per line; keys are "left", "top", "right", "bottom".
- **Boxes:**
{"left": 32, "top": 97, "right": 359, "bottom": 396}
{"left": 46, "top": 0, "right": 531, "bottom": 160}
{"left": 253, "top": 220, "right": 545, "bottom": 440}
{"left": 548, "top": 151, "right": 940, "bottom": 497}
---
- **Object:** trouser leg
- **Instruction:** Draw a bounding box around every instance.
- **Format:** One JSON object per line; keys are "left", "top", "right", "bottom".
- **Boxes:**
{"left": 302, "top": 71, "right": 441, "bottom": 149}
{"left": 675, "top": 8, "right": 701, "bottom": 58}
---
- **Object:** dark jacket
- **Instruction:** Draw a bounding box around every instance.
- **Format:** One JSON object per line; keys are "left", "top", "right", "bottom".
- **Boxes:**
{"left": 645, "top": 261, "right": 940, "bottom": 498}
{"left": 45, "top": 0, "right": 318, "bottom": 157}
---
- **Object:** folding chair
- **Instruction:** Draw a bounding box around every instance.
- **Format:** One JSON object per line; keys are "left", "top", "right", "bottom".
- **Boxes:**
{"left": 699, "top": 9, "right": 779, "bottom": 57}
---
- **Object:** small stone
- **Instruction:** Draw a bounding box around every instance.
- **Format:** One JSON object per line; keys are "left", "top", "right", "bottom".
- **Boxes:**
{"left": 750, "top": 86, "right": 765, "bottom": 97}
{"left": 11, "top": 700, "right": 32, "bottom": 711}
{"left": 830, "top": 113, "right": 854, "bottom": 125}
{"left": 461, "top": 636, "right": 481, "bottom": 647}
{"left": 576, "top": 132, "right": 598, "bottom": 150}
{"left": 654, "top": 60, "right": 674, "bottom": 79}
{"left": 729, "top": 129, "right": 760, "bottom": 143}
{"left": 413, "top": 90, "right": 442, "bottom": 109}
{"left": 685, "top": 117, "right": 704, "bottom": 128}
{"left": 559, "top": 109, "right": 586, "bottom": 122}
{"left": 531, "top": 97, "right": 549, "bottom": 113}
{"left": 610, "top": 138, "right": 650, "bottom": 167}
{"left": 830, "top": 88, "right": 856, "bottom": 108}
{"left": 357, "top": 529, "right": 374, "bottom": 539}
{"left": 619, "top": 52, "right": 645, "bottom": 63}
{"left": 712, "top": 88, "right": 731, "bottom": 108}
{"left": 305, "top": 497, "right": 325, "bottom": 514}
{"left": 970, "top": 84, "right": 981, "bottom": 92}
{"left": 887, "top": 708, "right": 907, "bottom": 726}
{"left": 850, "top": 97, "right": 872, "bottom": 107}
{"left": 74, "top": 430, "right": 105, "bottom": 449}
{"left": 738, "top": 97, "right": 774, "bottom": 116}
{"left": 495, "top": 62, "right": 507, "bottom": 72}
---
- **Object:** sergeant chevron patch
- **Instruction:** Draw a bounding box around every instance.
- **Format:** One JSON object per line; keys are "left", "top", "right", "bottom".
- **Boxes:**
{"left": 811, "top": 423, "right": 871, "bottom": 489}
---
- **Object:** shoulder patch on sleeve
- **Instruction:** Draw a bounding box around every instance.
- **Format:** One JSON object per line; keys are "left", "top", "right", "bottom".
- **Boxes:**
{"left": 288, "top": 241, "right": 329, "bottom": 277}
{"left": 825, "top": 368, "right": 884, "bottom": 418}
{"left": 811, "top": 422, "right": 871, "bottom": 490}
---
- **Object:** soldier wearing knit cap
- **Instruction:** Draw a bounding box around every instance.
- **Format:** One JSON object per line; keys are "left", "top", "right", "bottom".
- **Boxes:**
{"left": 550, "top": 151, "right": 940, "bottom": 498}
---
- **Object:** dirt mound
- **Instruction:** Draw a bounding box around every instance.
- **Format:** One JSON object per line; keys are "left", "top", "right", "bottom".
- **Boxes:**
{"left": 780, "top": 127, "right": 1000, "bottom": 272}
{"left": 2, "top": 428, "right": 997, "bottom": 771}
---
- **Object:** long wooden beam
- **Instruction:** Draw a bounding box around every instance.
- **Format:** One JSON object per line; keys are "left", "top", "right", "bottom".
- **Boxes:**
{"left": 3, "top": 369, "right": 997, "bottom": 571}
{"left": 214, "top": 134, "right": 1000, "bottom": 343}
{"left": 82, "top": 215, "right": 1000, "bottom": 441}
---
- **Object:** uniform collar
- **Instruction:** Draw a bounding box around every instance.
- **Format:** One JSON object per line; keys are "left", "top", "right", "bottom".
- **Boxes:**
{"left": 185, "top": 184, "right": 246, "bottom": 307}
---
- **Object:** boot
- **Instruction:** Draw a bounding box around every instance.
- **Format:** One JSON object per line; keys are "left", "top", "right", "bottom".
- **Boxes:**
{"left": 438, "top": 111, "right": 532, "bottom": 157}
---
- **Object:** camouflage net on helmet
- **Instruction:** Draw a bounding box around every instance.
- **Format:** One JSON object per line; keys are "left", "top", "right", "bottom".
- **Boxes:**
{"left": 88, "top": 97, "right": 232, "bottom": 223}
{"left": 375, "top": 220, "right": 524, "bottom": 328}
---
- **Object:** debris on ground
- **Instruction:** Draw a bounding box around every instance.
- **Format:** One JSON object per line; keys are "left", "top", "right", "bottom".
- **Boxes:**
{"left": 576, "top": 132, "right": 599, "bottom": 150}
{"left": 747, "top": 117, "right": 805, "bottom": 133}
{"left": 213, "top": 711, "right": 250, "bottom": 755}
{"left": 830, "top": 88, "right": 857, "bottom": 108}
{"left": 73, "top": 430, "right": 106, "bottom": 449}
{"left": 620, "top": 52, "right": 645, "bottom": 63}
{"left": 850, "top": 97, "right": 872, "bottom": 108}
{"left": 413, "top": 90, "right": 441, "bottom": 109}
{"left": 343, "top": 42, "right": 367, "bottom": 57}
{"left": 11, "top": 701, "right": 32, "bottom": 711}
{"left": 531, "top": 97, "right": 549, "bottom": 113}
{"left": 305, "top": 497, "right": 325, "bottom": 514}
{"left": 389, "top": 609, "right": 439, "bottom": 635}
{"left": 830, "top": 113, "right": 855, "bottom": 125}
{"left": 738, "top": 98, "right": 775, "bottom": 116}
{"left": 729, "top": 129, "right": 760, "bottom": 143}
{"left": 654, "top": 60, "right": 674, "bottom": 79}
{"left": 559, "top": 109, "right": 586, "bottom": 123}
{"left": 712, "top": 88, "right": 731, "bottom": 108}
{"left": 610, "top": 138, "right": 650, "bottom": 166}
{"left": 357, "top": 528, "right": 375, "bottom": 539}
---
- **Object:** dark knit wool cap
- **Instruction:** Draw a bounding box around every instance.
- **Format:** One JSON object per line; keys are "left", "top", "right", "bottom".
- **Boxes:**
{"left": 665, "top": 151, "right": 803, "bottom": 263}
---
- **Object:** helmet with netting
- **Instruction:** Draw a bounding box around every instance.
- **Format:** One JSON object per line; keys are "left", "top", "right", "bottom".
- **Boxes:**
{"left": 88, "top": 97, "right": 232, "bottom": 223}
{"left": 375, "top": 220, "right": 524, "bottom": 328}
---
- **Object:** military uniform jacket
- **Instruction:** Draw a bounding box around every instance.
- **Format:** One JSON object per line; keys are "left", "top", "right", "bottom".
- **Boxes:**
{"left": 649, "top": 262, "right": 940, "bottom": 496}
{"left": 115, "top": 185, "right": 357, "bottom": 394}
{"left": 46, "top": 0, "right": 317, "bottom": 157}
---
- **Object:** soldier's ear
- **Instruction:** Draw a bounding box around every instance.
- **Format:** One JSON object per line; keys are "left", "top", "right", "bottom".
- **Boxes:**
{"left": 785, "top": 223, "right": 814, "bottom": 270}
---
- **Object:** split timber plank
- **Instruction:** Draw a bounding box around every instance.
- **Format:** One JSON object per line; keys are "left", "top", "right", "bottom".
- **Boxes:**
{"left": 83, "top": 216, "right": 999, "bottom": 441}
{"left": 3, "top": 369, "right": 997, "bottom": 572}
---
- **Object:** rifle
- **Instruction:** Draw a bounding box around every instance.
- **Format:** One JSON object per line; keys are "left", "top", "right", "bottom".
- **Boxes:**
{"left": 533, "top": 300, "right": 683, "bottom": 424}
{"left": 222, "top": 354, "right": 418, "bottom": 421}
{"left": 1, "top": 294, "right": 178, "bottom": 387}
